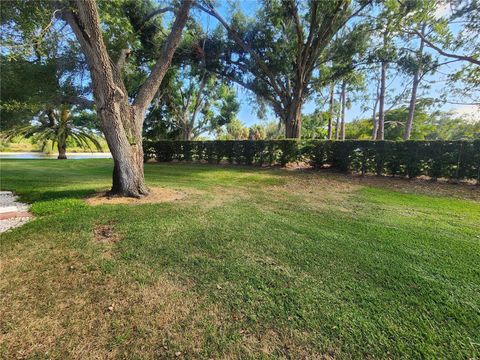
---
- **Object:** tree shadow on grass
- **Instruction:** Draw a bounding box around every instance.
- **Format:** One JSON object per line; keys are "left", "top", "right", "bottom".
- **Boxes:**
{"left": 14, "top": 188, "right": 98, "bottom": 203}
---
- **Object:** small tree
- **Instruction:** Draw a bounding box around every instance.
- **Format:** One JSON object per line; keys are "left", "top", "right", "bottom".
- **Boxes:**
{"left": 218, "top": 119, "right": 249, "bottom": 140}
{"left": 149, "top": 65, "right": 239, "bottom": 140}
{"left": 1, "top": 56, "right": 101, "bottom": 158}
{"left": 248, "top": 124, "right": 266, "bottom": 140}
{"left": 2, "top": 106, "right": 102, "bottom": 159}
{"left": 302, "top": 110, "right": 328, "bottom": 139}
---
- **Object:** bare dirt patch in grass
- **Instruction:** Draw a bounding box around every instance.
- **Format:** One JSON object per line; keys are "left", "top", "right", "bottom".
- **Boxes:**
{"left": 183, "top": 186, "right": 252, "bottom": 211}
{"left": 275, "top": 168, "right": 480, "bottom": 202}
{"left": 314, "top": 170, "right": 480, "bottom": 201}
{"left": 203, "top": 186, "right": 251, "bottom": 209}
{"left": 267, "top": 172, "right": 360, "bottom": 212}
{"left": 85, "top": 187, "right": 186, "bottom": 206}
{"left": 0, "top": 243, "right": 219, "bottom": 359}
{"left": 93, "top": 222, "right": 119, "bottom": 244}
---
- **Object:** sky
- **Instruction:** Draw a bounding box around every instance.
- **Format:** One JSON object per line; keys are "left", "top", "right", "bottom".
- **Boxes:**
{"left": 192, "top": 0, "right": 480, "bottom": 128}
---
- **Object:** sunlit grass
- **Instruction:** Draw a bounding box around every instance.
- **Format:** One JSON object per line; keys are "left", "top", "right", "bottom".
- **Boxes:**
{"left": 1, "top": 159, "right": 479, "bottom": 359}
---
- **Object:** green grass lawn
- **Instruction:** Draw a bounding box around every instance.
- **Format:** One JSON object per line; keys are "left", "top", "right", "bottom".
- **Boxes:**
{"left": 1, "top": 159, "right": 479, "bottom": 359}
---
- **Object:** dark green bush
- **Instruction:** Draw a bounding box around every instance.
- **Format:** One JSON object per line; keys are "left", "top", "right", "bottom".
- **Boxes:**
{"left": 144, "top": 140, "right": 480, "bottom": 182}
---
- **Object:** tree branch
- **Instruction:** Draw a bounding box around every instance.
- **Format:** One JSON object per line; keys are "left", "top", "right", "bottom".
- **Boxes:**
{"left": 300, "top": 0, "right": 319, "bottom": 71}
{"left": 60, "top": 7, "right": 94, "bottom": 58}
{"left": 197, "top": 1, "right": 287, "bottom": 101}
{"left": 58, "top": 95, "right": 95, "bottom": 108}
{"left": 143, "top": 6, "right": 175, "bottom": 24}
{"left": 413, "top": 29, "right": 480, "bottom": 66}
{"left": 285, "top": 0, "right": 304, "bottom": 47}
{"left": 116, "top": 48, "right": 132, "bottom": 71}
{"left": 133, "top": 0, "right": 192, "bottom": 115}
{"left": 208, "top": 68, "right": 284, "bottom": 116}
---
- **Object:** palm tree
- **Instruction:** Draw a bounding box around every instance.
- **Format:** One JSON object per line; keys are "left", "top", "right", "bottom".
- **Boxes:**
{"left": 2, "top": 105, "right": 102, "bottom": 159}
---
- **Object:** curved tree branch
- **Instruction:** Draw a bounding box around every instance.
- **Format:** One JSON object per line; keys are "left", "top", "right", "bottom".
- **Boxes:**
{"left": 414, "top": 29, "right": 480, "bottom": 66}
{"left": 143, "top": 6, "right": 175, "bottom": 24}
{"left": 133, "top": 0, "right": 193, "bottom": 115}
{"left": 196, "top": 1, "right": 287, "bottom": 101}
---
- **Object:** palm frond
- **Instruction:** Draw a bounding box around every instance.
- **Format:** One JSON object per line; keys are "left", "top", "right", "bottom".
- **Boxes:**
{"left": 2, "top": 110, "right": 105, "bottom": 154}
{"left": 70, "top": 128, "right": 104, "bottom": 152}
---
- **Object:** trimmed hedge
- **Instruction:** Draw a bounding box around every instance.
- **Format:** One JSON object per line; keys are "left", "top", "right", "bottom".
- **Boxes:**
{"left": 144, "top": 140, "right": 300, "bottom": 166}
{"left": 144, "top": 140, "right": 480, "bottom": 182}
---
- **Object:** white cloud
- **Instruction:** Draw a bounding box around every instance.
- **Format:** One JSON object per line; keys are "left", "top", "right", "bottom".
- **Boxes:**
{"left": 434, "top": 3, "right": 450, "bottom": 19}
{"left": 451, "top": 104, "right": 480, "bottom": 122}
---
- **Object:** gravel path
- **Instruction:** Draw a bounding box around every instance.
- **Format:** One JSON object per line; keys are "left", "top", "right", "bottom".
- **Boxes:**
{"left": 0, "top": 191, "right": 32, "bottom": 233}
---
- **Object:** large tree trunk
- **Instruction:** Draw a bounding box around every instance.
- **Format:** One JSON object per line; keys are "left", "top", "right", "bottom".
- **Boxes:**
{"left": 181, "top": 123, "right": 192, "bottom": 140}
{"left": 376, "top": 61, "right": 387, "bottom": 141}
{"left": 340, "top": 81, "right": 346, "bottom": 141}
{"left": 285, "top": 116, "right": 301, "bottom": 138}
{"left": 284, "top": 98, "right": 303, "bottom": 139}
{"left": 328, "top": 83, "right": 334, "bottom": 140}
{"left": 63, "top": 0, "right": 191, "bottom": 197}
{"left": 103, "top": 108, "right": 148, "bottom": 197}
{"left": 84, "top": 41, "right": 149, "bottom": 197}
{"left": 110, "top": 148, "right": 147, "bottom": 196}
{"left": 404, "top": 24, "right": 426, "bottom": 140}
{"left": 110, "top": 152, "right": 146, "bottom": 196}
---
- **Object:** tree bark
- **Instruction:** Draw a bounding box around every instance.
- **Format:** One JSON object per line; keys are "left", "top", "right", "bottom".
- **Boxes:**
{"left": 404, "top": 24, "right": 426, "bottom": 140}
{"left": 371, "top": 77, "right": 380, "bottom": 140}
{"left": 63, "top": 0, "right": 192, "bottom": 197}
{"left": 284, "top": 98, "right": 303, "bottom": 138}
{"left": 335, "top": 89, "right": 342, "bottom": 140}
{"left": 181, "top": 122, "right": 192, "bottom": 140}
{"left": 371, "top": 108, "right": 378, "bottom": 140}
{"left": 376, "top": 61, "right": 387, "bottom": 141}
{"left": 57, "top": 142, "right": 67, "bottom": 159}
{"left": 340, "top": 81, "right": 346, "bottom": 141}
{"left": 57, "top": 107, "right": 69, "bottom": 159}
{"left": 328, "top": 83, "right": 334, "bottom": 140}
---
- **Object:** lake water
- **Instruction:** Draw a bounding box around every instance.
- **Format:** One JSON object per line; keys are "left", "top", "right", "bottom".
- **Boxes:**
{"left": 0, "top": 152, "right": 112, "bottom": 160}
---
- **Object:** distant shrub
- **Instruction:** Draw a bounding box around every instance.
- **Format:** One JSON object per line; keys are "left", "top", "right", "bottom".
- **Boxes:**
{"left": 144, "top": 140, "right": 480, "bottom": 182}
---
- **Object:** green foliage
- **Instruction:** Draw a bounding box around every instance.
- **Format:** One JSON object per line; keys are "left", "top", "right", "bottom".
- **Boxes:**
{"left": 301, "top": 110, "right": 329, "bottom": 139}
{"left": 0, "top": 53, "right": 101, "bottom": 154}
{"left": 145, "top": 139, "right": 480, "bottom": 181}
{"left": 248, "top": 124, "right": 266, "bottom": 140}
{"left": 116, "top": 0, "right": 162, "bottom": 62}
{"left": 144, "top": 139, "right": 302, "bottom": 166}
{"left": 347, "top": 107, "right": 480, "bottom": 141}
{"left": 0, "top": 57, "right": 58, "bottom": 129}
{"left": 217, "top": 119, "right": 249, "bottom": 140}
{"left": 0, "top": 0, "right": 60, "bottom": 60}
{"left": 426, "top": 112, "right": 480, "bottom": 140}
{"left": 202, "top": 0, "right": 372, "bottom": 127}
{"left": 144, "top": 65, "right": 239, "bottom": 140}
{"left": 1, "top": 107, "right": 103, "bottom": 154}
{"left": 308, "top": 140, "right": 480, "bottom": 181}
